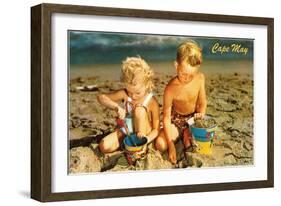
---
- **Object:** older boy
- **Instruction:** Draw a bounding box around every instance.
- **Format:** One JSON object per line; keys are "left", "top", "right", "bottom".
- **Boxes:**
{"left": 155, "top": 41, "right": 207, "bottom": 164}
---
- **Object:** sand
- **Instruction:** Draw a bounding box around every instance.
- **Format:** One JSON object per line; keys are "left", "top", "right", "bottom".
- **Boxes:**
{"left": 68, "top": 71, "right": 253, "bottom": 173}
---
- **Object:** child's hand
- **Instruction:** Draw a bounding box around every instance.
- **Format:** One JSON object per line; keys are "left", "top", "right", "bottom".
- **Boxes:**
{"left": 116, "top": 106, "right": 126, "bottom": 119}
{"left": 136, "top": 131, "right": 145, "bottom": 139}
{"left": 168, "top": 141, "right": 177, "bottom": 164}
{"left": 194, "top": 113, "right": 204, "bottom": 120}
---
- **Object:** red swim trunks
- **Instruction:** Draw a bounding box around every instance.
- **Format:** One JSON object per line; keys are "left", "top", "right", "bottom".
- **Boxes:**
{"left": 171, "top": 108, "right": 194, "bottom": 136}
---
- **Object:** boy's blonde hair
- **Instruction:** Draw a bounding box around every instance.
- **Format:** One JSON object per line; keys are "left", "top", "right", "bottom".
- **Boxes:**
{"left": 176, "top": 40, "right": 202, "bottom": 66}
{"left": 121, "top": 56, "right": 154, "bottom": 92}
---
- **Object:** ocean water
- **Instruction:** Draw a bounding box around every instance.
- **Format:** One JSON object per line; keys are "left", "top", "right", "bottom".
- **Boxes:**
{"left": 69, "top": 31, "right": 254, "bottom": 66}
{"left": 69, "top": 59, "right": 253, "bottom": 80}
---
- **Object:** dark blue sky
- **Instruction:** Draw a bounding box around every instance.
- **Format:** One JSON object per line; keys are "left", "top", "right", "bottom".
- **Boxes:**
{"left": 69, "top": 31, "right": 253, "bottom": 66}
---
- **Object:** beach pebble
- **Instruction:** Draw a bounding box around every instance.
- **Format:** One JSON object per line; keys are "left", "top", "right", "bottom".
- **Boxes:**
{"left": 230, "top": 129, "right": 240, "bottom": 137}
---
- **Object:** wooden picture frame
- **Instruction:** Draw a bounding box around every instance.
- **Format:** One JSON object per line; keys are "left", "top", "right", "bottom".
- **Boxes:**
{"left": 31, "top": 3, "right": 274, "bottom": 202}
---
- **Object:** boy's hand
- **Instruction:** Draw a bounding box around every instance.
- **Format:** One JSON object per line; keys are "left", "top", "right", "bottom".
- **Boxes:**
{"left": 168, "top": 141, "right": 177, "bottom": 164}
{"left": 194, "top": 113, "right": 204, "bottom": 120}
{"left": 116, "top": 106, "right": 126, "bottom": 119}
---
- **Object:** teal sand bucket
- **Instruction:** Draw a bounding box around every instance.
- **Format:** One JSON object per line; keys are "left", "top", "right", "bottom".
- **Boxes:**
{"left": 187, "top": 115, "right": 217, "bottom": 155}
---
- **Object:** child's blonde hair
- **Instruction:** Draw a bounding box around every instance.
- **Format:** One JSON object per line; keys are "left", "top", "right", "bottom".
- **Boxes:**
{"left": 121, "top": 56, "right": 154, "bottom": 92}
{"left": 176, "top": 40, "right": 202, "bottom": 66}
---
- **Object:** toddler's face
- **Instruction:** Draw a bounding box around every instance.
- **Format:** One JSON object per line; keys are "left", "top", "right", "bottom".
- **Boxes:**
{"left": 125, "top": 81, "right": 147, "bottom": 101}
{"left": 176, "top": 61, "right": 198, "bottom": 84}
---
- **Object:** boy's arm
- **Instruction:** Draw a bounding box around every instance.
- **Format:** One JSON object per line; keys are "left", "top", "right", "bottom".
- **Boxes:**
{"left": 196, "top": 74, "right": 207, "bottom": 115}
{"left": 97, "top": 89, "right": 126, "bottom": 110}
{"left": 163, "top": 86, "right": 177, "bottom": 164}
{"left": 163, "top": 87, "right": 174, "bottom": 144}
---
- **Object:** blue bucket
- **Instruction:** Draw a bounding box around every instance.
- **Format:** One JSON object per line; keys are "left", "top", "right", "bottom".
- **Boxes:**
{"left": 123, "top": 133, "right": 148, "bottom": 165}
{"left": 123, "top": 133, "right": 148, "bottom": 152}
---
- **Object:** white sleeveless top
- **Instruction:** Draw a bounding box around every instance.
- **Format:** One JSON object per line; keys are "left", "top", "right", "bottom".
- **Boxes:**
{"left": 125, "top": 92, "right": 154, "bottom": 115}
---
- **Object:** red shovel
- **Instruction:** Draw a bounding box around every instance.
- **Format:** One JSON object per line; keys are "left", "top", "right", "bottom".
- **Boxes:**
{"left": 116, "top": 118, "right": 136, "bottom": 146}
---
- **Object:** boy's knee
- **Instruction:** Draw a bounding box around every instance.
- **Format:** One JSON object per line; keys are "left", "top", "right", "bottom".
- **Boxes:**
{"left": 155, "top": 137, "right": 167, "bottom": 152}
{"left": 134, "top": 106, "right": 147, "bottom": 119}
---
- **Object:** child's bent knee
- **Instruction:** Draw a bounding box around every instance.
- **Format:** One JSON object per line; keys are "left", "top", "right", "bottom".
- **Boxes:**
{"left": 99, "top": 140, "right": 114, "bottom": 154}
{"left": 155, "top": 137, "right": 167, "bottom": 152}
{"left": 134, "top": 106, "right": 147, "bottom": 118}
{"left": 99, "top": 140, "right": 107, "bottom": 153}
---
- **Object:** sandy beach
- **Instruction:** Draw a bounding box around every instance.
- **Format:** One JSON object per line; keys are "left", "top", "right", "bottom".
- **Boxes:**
{"left": 68, "top": 60, "right": 253, "bottom": 173}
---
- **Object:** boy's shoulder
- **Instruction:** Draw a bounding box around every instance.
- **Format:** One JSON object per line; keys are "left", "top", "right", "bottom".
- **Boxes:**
{"left": 196, "top": 71, "right": 205, "bottom": 79}
{"left": 195, "top": 72, "right": 205, "bottom": 84}
{"left": 167, "top": 76, "right": 180, "bottom": 87}
{"left": 164, "top": 76, "right": 180, "bottom": 95}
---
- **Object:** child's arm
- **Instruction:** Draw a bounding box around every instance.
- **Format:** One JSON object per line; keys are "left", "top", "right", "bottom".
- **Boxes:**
{"left": 146, "top": 99, "right": 160, "bottom": 141}
{"left": 97, "top": 89, "right": 127, "bottom": 118}
{"left": 195, "top": 74, "right": 207, "bottom": 118}
{"left": 163, "top": 86, "right": 177, "bottom": 164}
{"left": 163, "top": 87, "right": 174, "bottom": 143}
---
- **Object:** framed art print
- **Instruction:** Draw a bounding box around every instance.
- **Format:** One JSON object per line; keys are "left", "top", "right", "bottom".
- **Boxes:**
{"left": 31, "top": 3, "right": 274, "bottom": 202}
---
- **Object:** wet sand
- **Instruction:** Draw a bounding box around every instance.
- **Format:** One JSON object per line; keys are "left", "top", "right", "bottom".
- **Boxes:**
{"left": 68, "top": 63, "right": 253, "bottom": 173}
{"left": 70, "top": 60, "right": 253, "bottom": 79}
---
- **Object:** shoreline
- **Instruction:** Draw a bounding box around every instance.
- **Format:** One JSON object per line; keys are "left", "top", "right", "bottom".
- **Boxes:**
{"left": 69, "top": 59, "right": 253, "bottom": 80}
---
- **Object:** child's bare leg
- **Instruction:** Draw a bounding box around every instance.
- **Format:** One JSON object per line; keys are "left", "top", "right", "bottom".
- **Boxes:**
{"left": 156, "top": 124, "right": 179, "bottom": 151}
{"left": 155, "top": 130, "right": 167, "bottom": 152}
{"left": 183, "top": 128, "right": 192, "bottom": 149}
{"left": 133, "top": 106, "right": 152, "bottom": 141}
{"left": 99, "top": 129, "right": 124, "bottom": 154}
